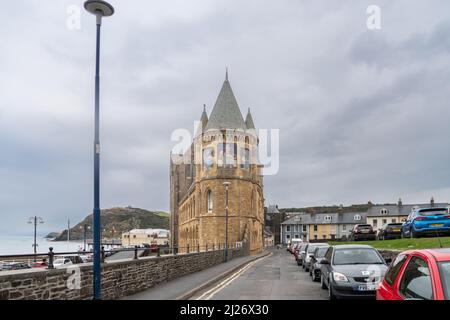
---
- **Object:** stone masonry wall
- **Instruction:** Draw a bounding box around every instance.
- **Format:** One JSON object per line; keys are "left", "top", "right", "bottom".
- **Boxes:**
{"left": 0, "top": 246, "right": 247, "bottom": 300}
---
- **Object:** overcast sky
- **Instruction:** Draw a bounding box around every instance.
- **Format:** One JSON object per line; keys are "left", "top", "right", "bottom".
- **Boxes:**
{"left": 2, "top": 0, "right": 450, "bottom": 235}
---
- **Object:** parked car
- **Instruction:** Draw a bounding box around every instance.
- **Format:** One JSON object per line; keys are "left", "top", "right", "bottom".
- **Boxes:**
{"left": 310, "top": 244, "right": 331, "bottom": 281}
{"left": 288, "top": 239, "right": 303, "bottom": 253}
{"left": 401, "top": 207, "right": 450, "bottom": 238}
{"left": 378, "top": 223, "right": 403, "bottom": 240}
{"left": 303, "top": 243, "right": 330, "bottom": 272}
{"left": 293, "top": 243, "right": 303, "bottom": 262}
{"left": 349, "top": 224, "right": 376, "bottom": 241}
{"left": 377, "top": 248, "right": 450, "bottom": 300}
{"left": 30, "top": 260, "right": 47, "bottom": 268}
{"left": 320, "top": 244, "right": 388, "bottom": 299}
{"left": 53, "top": 258, "right": 73, "bottom": 268}
{"left": 296, "top": 243, "right": 309, "bottom": 266}
{"left": 1, "top": 262, "right": 31, "bottom": 271}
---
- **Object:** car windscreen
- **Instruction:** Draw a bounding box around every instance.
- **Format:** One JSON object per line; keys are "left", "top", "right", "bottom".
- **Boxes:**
{"left": 315, "top": 247, "right": 329, "bottom": 258}
{"left": 419, "top": 210, "right": 447, "bottom": 216}
{"left": 387, "top": 224, "right": 403, "bottom": 227}
{"left": 333, "top": 248, "right": 384, "bottom": 265}
{"left": 308, "top": 245, "right": 326, "bottom": 253}
{"left": 438, "top": 261, "right": 450, "bottom": 300}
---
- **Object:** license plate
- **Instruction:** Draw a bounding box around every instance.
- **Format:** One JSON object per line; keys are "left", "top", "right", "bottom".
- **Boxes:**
{"left": 393, "top": 228, "right": 401, "bottom": 232}
{"left": 358, "top": 284, "right": 377, "bottom": 291}
{"left": 361, "top": 230, "right": 369, "bottom": 233}
{"left": 431, "top": 224, "right": 444, "bottom": 227}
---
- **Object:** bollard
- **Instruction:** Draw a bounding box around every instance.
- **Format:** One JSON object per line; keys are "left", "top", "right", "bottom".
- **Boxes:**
{"left": 206, "top": 244, "right": 208, "bottom": 252}
{"left": 47, "top": 247, "right": 54, "bottom": 269}
{"left": 157, "top": 246, "right": 161, "bottom": 257}
{"left": 212, "top": 243, "right": 215, "bottom": 251}
{"left": 187, "top": 244, "right": 190, "bottom": 253}
{"left": 134, "top": 246, "right": 138, "bottom": 260}
{"left": 197, "top": 244, "right": 200, "bottom": 252}
{"left": 174, "top": 246, "right": 178, "bottom": 255}
{"left": 101, "top": 246, "right": 105, "bottom": 263}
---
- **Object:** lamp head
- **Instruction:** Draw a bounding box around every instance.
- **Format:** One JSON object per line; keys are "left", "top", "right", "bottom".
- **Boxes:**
{"left": 84, "top": 0, "right": 114, "bottom": 17}
{"left": 223, "top": 181, "right": 231, "bottom": 189}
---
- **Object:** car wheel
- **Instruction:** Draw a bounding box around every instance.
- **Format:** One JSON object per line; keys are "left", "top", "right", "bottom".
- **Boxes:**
{"left": 305, "top": 267, "right": 309, "bottom": 272}
{"left": 321, "top": 275, "right": 327, "bottom": 289}
{"left": 410, "top": 227, "right": 418, "bottom": 238}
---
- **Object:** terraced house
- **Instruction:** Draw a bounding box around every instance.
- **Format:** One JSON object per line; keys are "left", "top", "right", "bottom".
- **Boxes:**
{"left": 169, "top": 72, "right": 264, "bottom": 254}
{"left": 281, "top": 211, "right": 368, "bottom": 243}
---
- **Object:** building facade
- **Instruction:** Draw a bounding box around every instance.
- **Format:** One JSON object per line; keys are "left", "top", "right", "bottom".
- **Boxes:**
{"left": 280, "top": 211, "right": 367, "bottom": 243}
{"left": 170, "top": 73, "right": 264, "bottom": 254}
{"left": 122, "top": 229, "right": 170, "bottom": 247}
{"left": 264, "top": 204, "right": 284, "bottom": 245}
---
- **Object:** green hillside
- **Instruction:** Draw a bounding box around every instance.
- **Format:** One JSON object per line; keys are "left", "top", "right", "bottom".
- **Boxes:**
{"left": 50, "top": 207, "right": 170, "bottom": 241}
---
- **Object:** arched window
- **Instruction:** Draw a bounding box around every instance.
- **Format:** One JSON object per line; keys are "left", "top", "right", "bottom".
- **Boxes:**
{"left": 207, "top": 190, "right": 213, "bottom": 213}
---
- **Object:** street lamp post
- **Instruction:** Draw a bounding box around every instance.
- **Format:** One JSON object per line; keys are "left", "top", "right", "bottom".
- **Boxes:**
{"left": 28, "top": 216, "right": 44, "bottom": 262}
{"left": 80, "top": 224, "right": 91, "bottom": 252}
{"left": 84, "top": 0, "right": 114, "bottom": 300}
{"left": 223, "top": 182, "right": 231, "bottom": 262}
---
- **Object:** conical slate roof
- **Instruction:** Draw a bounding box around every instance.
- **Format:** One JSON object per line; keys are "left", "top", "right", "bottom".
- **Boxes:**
{"left": 200, "top": 104, "right": 208, "bottom": 130}
{"left": 205, "top": 74, "right": 246, "bottom": 131}
{"left": 245, "top": 108, "right": 255, "bottom": 129}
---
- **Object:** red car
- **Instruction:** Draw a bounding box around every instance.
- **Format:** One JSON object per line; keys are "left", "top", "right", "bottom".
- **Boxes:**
{"left": 377, "top": 248, "right": 450, "bottom": 300}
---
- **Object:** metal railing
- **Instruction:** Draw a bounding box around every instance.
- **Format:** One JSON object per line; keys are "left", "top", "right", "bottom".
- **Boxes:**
{"left": 0, "top": 242, "right": 242, "bottom": 271}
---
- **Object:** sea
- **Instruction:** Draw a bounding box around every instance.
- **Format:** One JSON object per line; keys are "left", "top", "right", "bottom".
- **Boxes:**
{"left": 0, "top": 235, "right": 85, "bottom": 256}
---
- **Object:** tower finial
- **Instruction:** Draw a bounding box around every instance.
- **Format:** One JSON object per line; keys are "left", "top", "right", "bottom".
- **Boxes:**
{"left": 203, "top": 104, "right": 206, "bottom": 112}
{"left": 225, "top": 67, "right": 228, "bottom": 81}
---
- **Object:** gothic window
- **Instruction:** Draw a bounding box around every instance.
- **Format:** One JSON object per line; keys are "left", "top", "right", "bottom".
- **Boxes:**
{"left": 207, "top": 190, "right": 213, "bottom": 213}
{"left": 218, "top": 143, "right": 237, "bottom": 168}
{"left": 240, "top": 148, "right": 250, "bottom": 169}
{"left": 202, "top": 147, "right": 214, "bottom": 170}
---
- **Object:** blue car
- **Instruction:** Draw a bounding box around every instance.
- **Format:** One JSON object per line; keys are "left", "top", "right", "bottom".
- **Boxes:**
{"left": 401, "top": 207, "right": 450, "bottom": 238}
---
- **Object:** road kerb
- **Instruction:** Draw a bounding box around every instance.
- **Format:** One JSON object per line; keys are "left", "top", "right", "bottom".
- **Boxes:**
{"left": 175, "top": 251, "right": 272, "bottom": 300}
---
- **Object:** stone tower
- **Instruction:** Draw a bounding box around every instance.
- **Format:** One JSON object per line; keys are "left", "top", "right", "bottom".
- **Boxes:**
{"left": 170, "top": 72, "right": 264, "bottom": 255}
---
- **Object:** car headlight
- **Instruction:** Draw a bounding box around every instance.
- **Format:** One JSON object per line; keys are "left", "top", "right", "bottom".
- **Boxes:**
{"left": 332, "top": 272, "right": 349, "bottom": 282}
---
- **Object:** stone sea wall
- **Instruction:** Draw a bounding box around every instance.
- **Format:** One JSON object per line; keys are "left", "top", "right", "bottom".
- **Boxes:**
{"left": 0, "top": 245, "right": 249, "bottom": 300}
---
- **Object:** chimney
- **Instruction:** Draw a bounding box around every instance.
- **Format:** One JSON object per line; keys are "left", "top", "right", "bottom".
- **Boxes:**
{"left": 368, "top": 201, "right": 373, "bottom": 208}
{"left": 398, "top": 198, "right": 403, "bottom": 207}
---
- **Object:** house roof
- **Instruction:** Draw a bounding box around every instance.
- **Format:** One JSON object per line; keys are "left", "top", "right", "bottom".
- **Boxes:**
{"left": 126, "top": 229, "right": 170, "bottom": 237}
{"left": 281, "top": 212, "right": 368, "bottom": 225}
{"left": 366, "top": 203, "right": 449, "bottom": 217}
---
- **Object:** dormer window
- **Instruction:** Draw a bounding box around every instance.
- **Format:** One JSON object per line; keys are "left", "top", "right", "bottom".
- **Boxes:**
{"left": 354, "top": 214, "right": 361, "bottom": 221}
{"left": 324, "top": 215, "right": 332, "bottom": 222}
{"left": 380, "top": 208, "right": 389, "bottom": 215}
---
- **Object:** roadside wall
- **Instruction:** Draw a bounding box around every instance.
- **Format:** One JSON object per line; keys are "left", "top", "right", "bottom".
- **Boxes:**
{"left": 0, "top": 246, "right": 247, "bottom": 300}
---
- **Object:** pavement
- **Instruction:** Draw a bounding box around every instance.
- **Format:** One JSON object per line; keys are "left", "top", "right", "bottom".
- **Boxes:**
{"left": 122, "top": 251, "right": 270, "bottom": 300}
{"left": 191, "top": 248, "right": 328, "bottom": 300}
